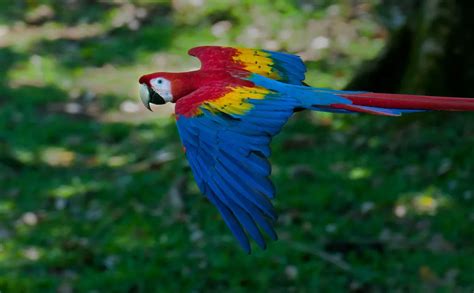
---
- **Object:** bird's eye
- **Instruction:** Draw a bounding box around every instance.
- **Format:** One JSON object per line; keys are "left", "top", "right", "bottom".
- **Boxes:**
{"left": 157, "top": 79, "right": 163, "bottom": 84}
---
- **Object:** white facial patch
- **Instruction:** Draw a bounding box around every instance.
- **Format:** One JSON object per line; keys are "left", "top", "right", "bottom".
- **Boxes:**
{"left": 150, "top": 77, "right": 173, "bottom": 102}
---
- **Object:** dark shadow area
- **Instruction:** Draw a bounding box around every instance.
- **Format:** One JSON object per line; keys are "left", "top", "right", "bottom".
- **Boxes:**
{"left": 347, "top": 0, "right": 474, "bottom": 97}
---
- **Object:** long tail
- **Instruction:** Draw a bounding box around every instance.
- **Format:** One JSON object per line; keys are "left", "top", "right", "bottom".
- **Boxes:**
{"left": 249, "top": 74, "right": 474, "bottom": 116}
{"left": 326, "top": 92, "right": 474, "bottom": 116}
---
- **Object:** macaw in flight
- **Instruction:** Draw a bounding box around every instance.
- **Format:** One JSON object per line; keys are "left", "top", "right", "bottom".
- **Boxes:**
{"left": 139, "top": 46, "right": 474, "bottom": 253}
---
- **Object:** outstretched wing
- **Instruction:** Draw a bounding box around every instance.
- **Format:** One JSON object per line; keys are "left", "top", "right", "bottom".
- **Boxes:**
{"left": 175, "top": 84, "right": 299, "bottom": 253}
{"left": 188, "top": 46, "right": 306, "bottom": 85}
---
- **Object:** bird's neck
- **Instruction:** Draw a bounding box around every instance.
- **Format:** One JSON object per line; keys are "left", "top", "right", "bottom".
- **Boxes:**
{"left": 168, "top": 71, "right": 200, "bottom": 101}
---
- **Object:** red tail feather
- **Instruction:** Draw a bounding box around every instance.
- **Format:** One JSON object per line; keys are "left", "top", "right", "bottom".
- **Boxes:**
{"left": 339, "top": 92, "right": 474, "bottom": 111}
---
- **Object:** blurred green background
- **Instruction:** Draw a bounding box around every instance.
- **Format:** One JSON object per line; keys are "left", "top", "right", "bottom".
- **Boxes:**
{"left": 1, "top": 1, "right": 473, "bottom": 292}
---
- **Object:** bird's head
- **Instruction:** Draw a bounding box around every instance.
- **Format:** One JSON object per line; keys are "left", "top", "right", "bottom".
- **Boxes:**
{"left": 138, "top": 72, "right": 175, "bottom": 111}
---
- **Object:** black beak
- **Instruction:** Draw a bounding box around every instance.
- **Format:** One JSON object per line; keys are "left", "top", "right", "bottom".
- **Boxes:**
{"left": 149, "top": 87, "right": 166, "bottom": 105}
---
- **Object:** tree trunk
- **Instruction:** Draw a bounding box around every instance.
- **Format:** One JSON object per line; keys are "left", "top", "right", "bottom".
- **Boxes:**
{"left": 347, "top": 0, "right": 474, "bottom": 97}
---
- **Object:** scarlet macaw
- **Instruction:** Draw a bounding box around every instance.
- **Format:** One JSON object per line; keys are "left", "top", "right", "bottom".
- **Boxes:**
{"left": 139, "top": 46, "right": 474, "bottom": 253}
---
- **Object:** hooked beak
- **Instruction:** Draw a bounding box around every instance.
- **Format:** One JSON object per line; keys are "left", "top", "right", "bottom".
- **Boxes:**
{"left": 139, "top": 83, "right": 166, "bottom": 111}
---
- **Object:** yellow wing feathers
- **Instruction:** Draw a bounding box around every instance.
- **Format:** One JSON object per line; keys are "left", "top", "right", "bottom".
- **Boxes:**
{"left": 201, "top": 86, "right": 270, "bottom": 116}
{"left": 232, "top": 48, "right": 281, "bottom": 80}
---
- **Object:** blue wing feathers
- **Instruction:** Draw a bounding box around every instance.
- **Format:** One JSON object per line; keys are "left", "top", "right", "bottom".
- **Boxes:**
{"left": 239, "top": 122, "right": 281, "bottom": 137}
{"left": 245, "top": 151, "right": 271, "bottom": 176}
{"left": 243, "top": 115, "right": 288, "bottom": 126}
{"left": 215, "top": 157, "right": 274, "bottom": 198}
{"left": 207, "top": 191, "right": 251, "bottom": 253}
{"left": 206, "top": 177, "right": 267, "bottom": 249}
{"left": 249, "top": 98, "right": 299, "bottom": 109}
{"left": 181, "top": 115, "right": 278, "bottom": 249}
{"left": 264, "top": 49, "right": 306, "bottom": 85}
{"left": 214, "top": 162, "right": 272, "bottom": 204}
{"left": 219, "top": 131, "right": 270, "bottom": 147}
{"left": 211, "top": 170, "right": 276, "bottom": 221}
{"left": 220, "top": 148, "right": 270, "bottom": 177}
{"left": 212, "top": 156, "right": 276, "bottom": 219}
{"left": 226, "top": 204, "right": 267, "bottom": 249}
{"left": 180, "top": 115, "right": 277, "bottom": 210}
{"left": 176, "top": 86, "right": 298, "bottom": 252}
{"left": 213, "top": 166, "right": 277, "bottom": 220}
{"left": 185, "top": 152, "right": 206, "bottom": 191}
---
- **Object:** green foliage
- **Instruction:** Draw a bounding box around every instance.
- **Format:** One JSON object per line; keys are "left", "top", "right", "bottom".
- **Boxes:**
{"left": 0, "top": 1, "right": 473, "bottom": 292}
